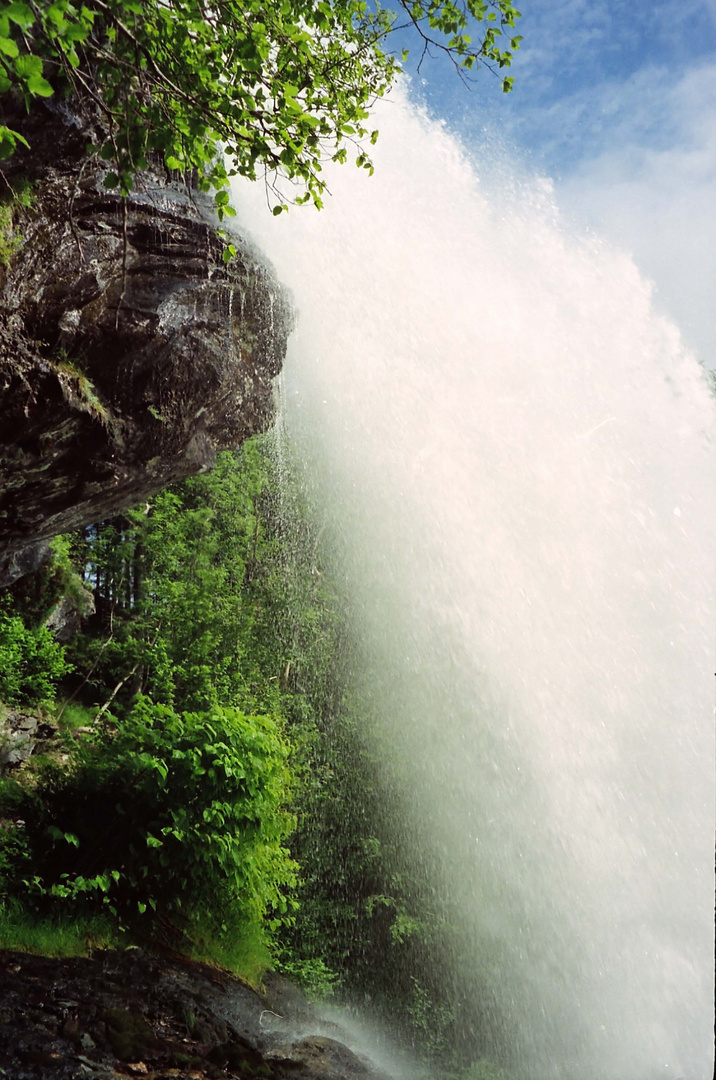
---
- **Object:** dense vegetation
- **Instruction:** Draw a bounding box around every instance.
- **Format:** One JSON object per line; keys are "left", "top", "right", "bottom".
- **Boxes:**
{"left": 0, "top": 0, "right": 521, "bottom": 210}
{"left": 0, "top": 5, "right": 526, "bottom": 1074}
{"left": 0, "top": 439, "right": 509, "bottom": 1076}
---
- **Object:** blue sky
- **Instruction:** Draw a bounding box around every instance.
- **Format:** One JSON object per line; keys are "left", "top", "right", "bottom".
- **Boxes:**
{"left": 391, "top": 0, "right": 716, "bottom": 365}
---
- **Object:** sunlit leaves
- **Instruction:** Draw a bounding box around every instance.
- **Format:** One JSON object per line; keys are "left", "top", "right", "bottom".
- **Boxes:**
{"left": 0, "top": 0, "right": 522, "bottom": 206}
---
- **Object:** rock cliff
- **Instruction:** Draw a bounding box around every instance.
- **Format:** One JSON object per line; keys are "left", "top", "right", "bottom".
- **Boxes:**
{"left": 0, "top": 948, "right": 393, "bottom": 1080}
{"left": 0, "top": 100, "right": 291, "bottom": 582}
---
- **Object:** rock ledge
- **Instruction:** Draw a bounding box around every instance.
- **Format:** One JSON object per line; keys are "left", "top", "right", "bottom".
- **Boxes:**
{"left": 0, "top": 101, "right": 291, "bottom": 572}
{"left": 0, "top": 948, "right": 392, "bottom": 1080}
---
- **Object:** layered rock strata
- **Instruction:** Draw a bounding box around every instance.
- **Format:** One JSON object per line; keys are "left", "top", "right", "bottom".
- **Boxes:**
{"left": 0, "top": 100, "right": 291, "bottom": 576}
{"left": 0, "top": 949, "right": 391, "bottom": 1080}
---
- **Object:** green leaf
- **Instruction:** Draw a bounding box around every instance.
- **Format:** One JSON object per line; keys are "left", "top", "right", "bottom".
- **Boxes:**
{"left": 13, "top": 53, "right": 42, "bottom": 79}
{"left": 26, "top": 72, "right": 54, "bottom": 96}
{"left": 0, "top": 37, "right": 19, "bottom": 59}
{"left": 65, "top": 23, "right": 90, "bottom": 43}
{"left": 4, "top": 2, "right": 34, "bottom": 30}
{"left": 46, "top": 3, "right": 68, "bottom": 28}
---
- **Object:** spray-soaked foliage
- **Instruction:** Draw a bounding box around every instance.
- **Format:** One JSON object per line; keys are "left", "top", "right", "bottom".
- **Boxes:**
{"left": 0, "top": 438, "right": 514, "bottom": 1073}
{"left": 0, "top": 0, "right": 521, "bottom": 209}
{"left": 5, "top": 702, "right": 296, "bottom": 953}
{"left": 0, "top": 607, "right": 70, "bottom": 705}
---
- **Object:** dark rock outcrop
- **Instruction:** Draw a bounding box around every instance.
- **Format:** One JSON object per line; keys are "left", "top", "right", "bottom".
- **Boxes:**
{"left": 266, "top": 1035, "right": 385, "bottom": 1079}
{"left": 0, "top": 542, "right": 52, "bottom": 589}
{"left": 0, "top": 710, "right": 58, "bottom": 772}
{"left": 0, "top": 949, "right": 394, "bottom": 1080}
{"left": 0, "top": 100, "right": 291, "bottom": 569}
{"left": 44, "top": 583, "right": 95, "bottom": 642}
{"left": 0, "top": 710, "right": 39, "bottom": 769}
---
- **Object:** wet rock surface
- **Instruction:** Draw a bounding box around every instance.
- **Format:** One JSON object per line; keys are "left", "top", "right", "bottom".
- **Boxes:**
{"left": 0, "top": 710, "right": 41, "bottom": 769}
{"left": 0, "top": 99, "right": 291, "bottom": 569}
{"left": 0, "top": 709, "right": 60, "bottom": 773}
{"left": 44, "top": 584, "right": 96, "bottom": 643}
{"left": 0, "top": 950, "right": 392, "bottom": 1080}
{"left": 265, "top": 1036, "right": 384, "bottom": 1079}
{"left": 0, "top": 543, "right": 53, "bottom": 589}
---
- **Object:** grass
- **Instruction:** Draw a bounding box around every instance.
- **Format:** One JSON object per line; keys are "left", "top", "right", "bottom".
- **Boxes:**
{"left": 0, "top": 204, "right": 19, "bottom": 267}
{"left": 185, "top": 913, "right": 272, "bottom": 987}
{"left": 0, "top": 176, "right": 34, "bottom": 269}
{"left": 52, "top": 357, "right": 110, "bottom": 426}
{"left": 0, "top": 894, "right": 274, "bottom": 987}
{"left": 54, "top": 700, "right": 97, "bottom": 734}
{"left": 0, "top": 898, "right": 118, "bottom": 957}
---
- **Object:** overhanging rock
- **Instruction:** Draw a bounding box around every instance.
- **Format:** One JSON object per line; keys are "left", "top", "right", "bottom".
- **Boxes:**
{"left": 0, "top": 101, "right": 291, "bottom": 571}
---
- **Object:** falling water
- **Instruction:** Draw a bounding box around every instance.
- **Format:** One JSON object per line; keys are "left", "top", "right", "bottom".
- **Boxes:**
{"left": 230, "top": 92, "right": 715, "bottom": 1079}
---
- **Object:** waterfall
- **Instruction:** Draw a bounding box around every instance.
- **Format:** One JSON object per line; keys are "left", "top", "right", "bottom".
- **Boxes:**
{"left": 230, "top": 91, "right": 715, "bottom": 1080}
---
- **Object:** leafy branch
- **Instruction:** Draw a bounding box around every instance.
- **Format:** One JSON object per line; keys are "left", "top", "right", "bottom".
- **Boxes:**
{"left": 0, "top": 0, "right": 522, "bottom": 213}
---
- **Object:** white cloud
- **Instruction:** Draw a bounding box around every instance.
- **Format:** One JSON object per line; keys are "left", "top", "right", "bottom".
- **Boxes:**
{"left": 556, "top": 62, "right": 716, "bottom": 366}
{"left": 409, "top": 0, "right": 716, "bottom": 365}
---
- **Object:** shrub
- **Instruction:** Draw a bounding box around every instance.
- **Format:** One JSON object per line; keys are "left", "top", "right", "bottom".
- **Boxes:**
{"left": 10, "top": 699, "right": 297, "bottom": 952}
{"left": 0, "top": 605, "right": 70, "bottom": 705}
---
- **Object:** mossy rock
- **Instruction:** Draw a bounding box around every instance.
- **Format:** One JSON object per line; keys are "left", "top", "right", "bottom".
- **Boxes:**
{"left": 103, "top": 1006, "right": 161, "bottom": 1061}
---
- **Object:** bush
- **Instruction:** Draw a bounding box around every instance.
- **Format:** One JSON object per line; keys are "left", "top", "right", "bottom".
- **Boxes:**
{"left": 9, "top": 699, "right": 297, "bottom": 954}
{"left": 0, "top": 897, "right": 115, "bottom": 957}
{"left": 274, "top": 953, "right": 341, "bottom": 1001}
{"left": 0, "top": 606, "right": 70, "bottom": 705}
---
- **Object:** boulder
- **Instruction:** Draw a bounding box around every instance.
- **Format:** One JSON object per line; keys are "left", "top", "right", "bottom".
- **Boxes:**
{"left": 44, "top": 585, "right": 95, "bottom": 643}
{"left": 0, "top": 949, "right": 400, "bottom": 1080}
{"left": 0, "top": 98, "right": 291, "bottom": 570}
{"left": 0, "top": 709, "right": 39, "bottom": 769}
{"left": 267, "top": 1035, "right": 392, "bottom": 1079}
{"left": 0, "top": 542, "right": 53, "bottom": 588}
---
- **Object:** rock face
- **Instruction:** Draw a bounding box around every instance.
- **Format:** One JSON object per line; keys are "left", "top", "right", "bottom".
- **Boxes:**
{"left": 0, "top": 710, "right": 58, "bottom": 771}
{"left": 0, "top": 949, "right": 395, "bottom": 1080}
{"left": 0, "top": 540, "right": 52, "bottom": 589}
{"left": 0, "top": 99, "right": 291, "bottom": 568}
{"left": 44, "top": 584, "right": 96, "bottom": 642}
{"left": 0, "top": 710, "right": 40, "bottom": 769}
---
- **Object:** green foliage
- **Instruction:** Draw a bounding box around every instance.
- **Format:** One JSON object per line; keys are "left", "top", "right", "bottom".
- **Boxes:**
{"left": 186, "top": 904, "right": 272, "bottom": 985}
{"left": 6, "top": 700, "right": 296, "bottom": 948}
{"left": 0, "top": 897, "right": 116, "bottom": 956}
{"left": 65, "top": 443, "right": 281, "bottom": 715}
{"left": 53, "top": 700, "right": 95, "bottom": 733}
{"left": 6, "top": 533, "right": 89, "bottom": 626}
{"left": 0, "top": 435, "right": 517, "bottom": 1064}
{"left": 0, "top": 171, "right": 32, "bottom": 265}
{"left": 406, "top": 975, "right": 455, "bottom": 1059}
{"left": 0, "top": 778, "right": 32, "bottom": 883}
{"left": 0, "top": 0, "right": 521, "bottom": 206}
{"left": 50, "top": 354, "right": 110, "bottom": 425}
{"left": 0, "top": 531, "right": 91, "bottom": 706}
{"left": 0, "top": 603, "right": 70, "bottom": 705}
{"left": 274, "top": 953, "right": 341, "bottom": 1001}
{"left": 0, "top": 200, "right": 16, "bottom": 263}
